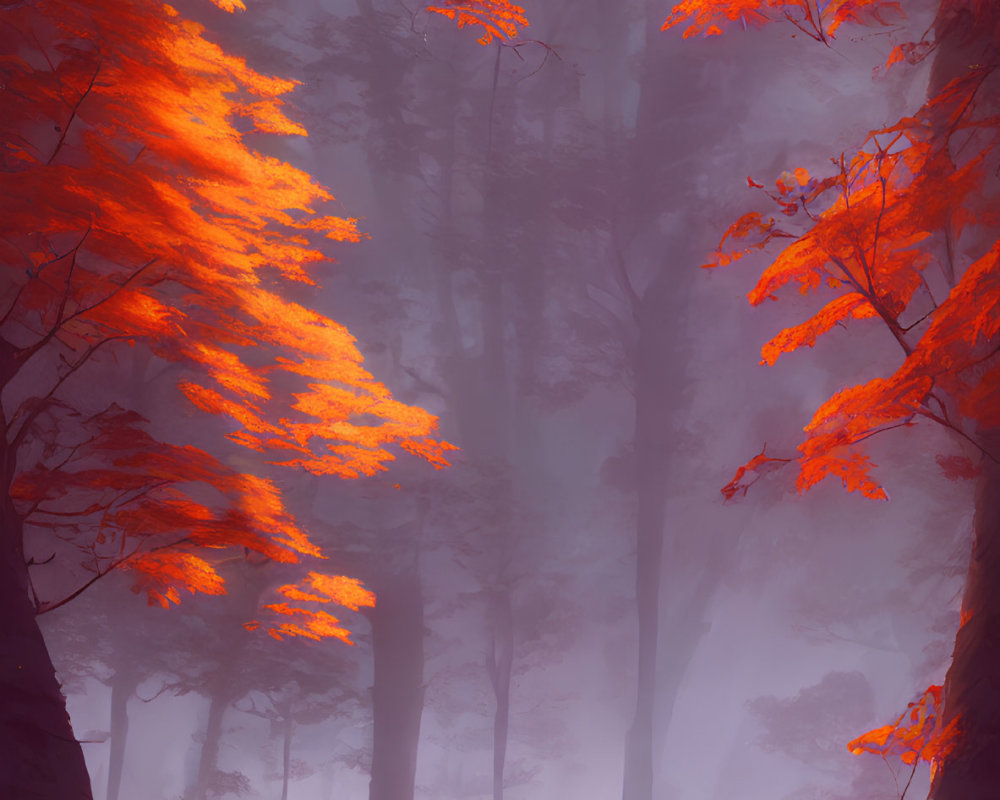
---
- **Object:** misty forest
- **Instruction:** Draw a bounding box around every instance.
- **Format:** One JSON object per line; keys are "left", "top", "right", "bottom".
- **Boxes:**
{"left": 2, "top": 1, "right": 999, "bottom": 799}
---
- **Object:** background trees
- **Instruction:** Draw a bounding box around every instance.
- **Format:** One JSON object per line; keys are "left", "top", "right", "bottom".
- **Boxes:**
{"left": 10, "top": 1, "right": 993, "bottom": 799}
{"left": 1, "top": 1, "right": 445, "bottom": 797}
{"left": 666, "top": 0, "right": 999, "bottom": 796}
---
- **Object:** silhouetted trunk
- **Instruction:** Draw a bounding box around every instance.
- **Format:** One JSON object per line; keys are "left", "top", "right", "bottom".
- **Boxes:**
{"left": 928, "top": 6, "right": 1000, "bottom": 798}
{"left": 105, "top": 667, "right": 139, "bottom": 800}
{"left": 368, "top": 562, "right": 424, "bottom": 800}
{"left": 280, "top": 716, "right": 293, "bottom": 800}
{"left": 0, "top": 487, "right": 93, "bottom": 800}
{"left": 488, "top": 588, "right": 514, "bottom": 800}
{"left": 933, "top": 453, "right": 1000, "bottom": 799}
{"left": 622, "top": 289, "right": 671, "bottom": 800}
{"left": 190, "top": 681, "right": 233, "bottom": 800}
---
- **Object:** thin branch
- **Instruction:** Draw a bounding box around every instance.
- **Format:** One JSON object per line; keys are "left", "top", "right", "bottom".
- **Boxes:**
{"left": 9, "top": 334, "right": 129, "bottom": 454}
{"left": 47, "top": 56, "right": 103, "bottom": 166}
{"left": 12, "top": 254, "right": 156, "bottom": 379}
{"left": 899, "top": 755, "right": 919, "bottom": 800}
{"left": 916, "top": 408, "right": 1000, "bottom": 464}
{"left": 35, "top": 548, "right": 138, "bottom": 615}
{"left": 136, "top": 681, "right": 176, "bottom": 703}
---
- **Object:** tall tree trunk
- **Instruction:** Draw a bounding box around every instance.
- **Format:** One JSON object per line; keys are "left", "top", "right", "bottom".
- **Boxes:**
{"left": 933, "top": 453, "right": 1000, "bottom": 799}
{"left": 280, "top": 716, "right": 293, "bottom": 800}
{"left": 622, "top": 288, "right": 671, "bottom": 800}
{"left": 368, "top": 559, "right": 425, "bottom": 800}
{"left": 190, "top": 681, "right": 233, "bottom": 800}
{"left": 488, "top": 588, "right": 514, "bottom": 800}
{"left": 105, "top": 667, "right": 139, "bottom": 800}
{"left": 928, "top": 5, "right": 1000, "bottom": 798}
{"left": 0, "top": 491, "right": 93, "bottom": 800}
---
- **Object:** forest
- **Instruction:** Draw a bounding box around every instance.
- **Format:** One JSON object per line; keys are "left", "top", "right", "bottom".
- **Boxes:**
{"left": 1, "top": 0, "right": 998, "bottom": 799}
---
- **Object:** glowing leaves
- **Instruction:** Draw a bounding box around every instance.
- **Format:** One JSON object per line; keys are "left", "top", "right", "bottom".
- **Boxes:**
{"left": 257, "top": 605, "right": 355, "bottom": 645}
{"left": 721, "top": 445, "right": 793, "bottom": 501}
{"left": 760, "top": 292, "right": 878, "bottom": 366}
{"left": 822, "top": 0, "right": 904, "bottom": 36}
{"left": 192, "top": 343, "right": 270, "bottom": 400}
{"left": 426, "top": 0, "right": 529, "bottom": 45}
{"left": 848, "top": 686, "right": 959, "bottom": 780}
{"left": 10, "top": 404, "right": 320, "bottom": 578}
{"left": 248, "top": 572, "right": 376, "bottom": 645}
{"left": 662, "top": 0, "right": 904, "bottom": 41}
{"left": 663, "top": 0, "right": 773, "bottom": 39}
{"left": 0, "top": 0, "right": 453, "bottom": 657}
{"left": 797, "top": 451, "right": 887, "bottom": 500}
{"left": 794, "top": 373, "right": 933, "bottom": 498}
{"left": 0, "top": 0, "right": 456, "bottom": 479}
{"left": 208, "top": 0, "right": 247, "bottom": 11}
{"left": 400, "top": 437, "right": 461, "bottom": 469}
{"left": 280, "top": 572, "right": 376, "bottom": 611}
{"left": 702, "top": 211, "right": 795, "bottom": 270}
{"left": 128, "top": 552, "right": 226, "bottom": 608}
{"left": 703, "top": 67, "right": 999, "bottom": 501}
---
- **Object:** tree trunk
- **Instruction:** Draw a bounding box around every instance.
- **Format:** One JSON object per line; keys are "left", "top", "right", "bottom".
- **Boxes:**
{"left": 190, "top": 682, "right": 232, "bottom": 800}
{"left": 368, "top": 561, "right": 425, "bottom": 800}
{"left": 0, "top": 492, "right": 93, "bottom": 800}
{"left": 105, "top": 667, "right": 139, "bottom": 800}
{"left": 927, "top": 6, "right": 1000, "bottom": 797}
{"left": 280, "top": 716, "right": 293, "bottom": 800}
{"left": 488, "top": 588, "right": 514, "bottom": 800}
{"left": 622, "top": 297, "right": 670, "bottom": 800}
{"left": 932, "top": 454, "right": 1000, "bottom": 799}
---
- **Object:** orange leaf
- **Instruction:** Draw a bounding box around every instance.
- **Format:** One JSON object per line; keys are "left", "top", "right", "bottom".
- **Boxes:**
{"left": 427, "top": 0, "right": 528, "bottom": 45}
{"left": 760, "top": 292, "right": 877, "bottom": 365}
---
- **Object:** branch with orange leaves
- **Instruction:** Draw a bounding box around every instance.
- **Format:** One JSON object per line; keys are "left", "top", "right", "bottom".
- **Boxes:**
{"left": 662, "top": 0, "right": 904, "bottom": 43}
{"left": 848, "top": 685, "right": 960, "bottom": 789}
{"left": 426, "top": 0, "right": 528, "bottom": 45}
{"left": 245, "top": 571, "right": 376, "bottom": 645}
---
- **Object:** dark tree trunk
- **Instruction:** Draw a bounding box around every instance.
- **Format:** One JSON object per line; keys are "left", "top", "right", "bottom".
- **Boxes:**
{"left": 105, "top": 668, "right": 139, "bottom": 800}
{"left": 0, "top": 492, "right": 93, "bottom": 800}
{"left": 368, "top": 561, "right": 425, "bottom": 800}
{"left": 933, "top": 454, "right": 1000, "bottom": 799}
{"left": 928, "top": 6, "right": 1000, "bottom": 798}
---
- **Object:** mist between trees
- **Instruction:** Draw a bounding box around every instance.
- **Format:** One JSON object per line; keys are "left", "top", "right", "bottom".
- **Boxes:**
{"left": 3, "top": 1, "right": 998, "bottom": 800}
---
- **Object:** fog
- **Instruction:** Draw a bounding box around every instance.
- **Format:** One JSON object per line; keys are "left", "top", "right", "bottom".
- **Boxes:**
{"left": 31, "top": 1, "right": 973, "bottom": 799}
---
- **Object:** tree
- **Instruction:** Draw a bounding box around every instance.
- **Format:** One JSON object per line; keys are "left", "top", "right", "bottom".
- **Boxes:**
{"left": 0, "top": 1, "right": 450, "bottom": 797}
{"left": 666, "top": 0, "right": 1000, "bottom": 797}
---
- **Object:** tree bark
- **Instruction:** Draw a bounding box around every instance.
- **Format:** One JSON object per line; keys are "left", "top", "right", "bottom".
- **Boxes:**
{"left": 0, "top": 489, "right": 93, "bottom": 800}
{"left": 368, "top": 560, "right": 425, "bottom": 800}
{"left": 927, "top": 5, "right": 1000, "bottom": 797}
{"left": 932, "top": 454, "right": 1000, "bottom": 799}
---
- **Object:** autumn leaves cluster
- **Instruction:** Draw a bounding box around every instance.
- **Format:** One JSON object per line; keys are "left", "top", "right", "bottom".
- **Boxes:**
{"left": 1, "top": 0, "right": 456, "bottom": 641}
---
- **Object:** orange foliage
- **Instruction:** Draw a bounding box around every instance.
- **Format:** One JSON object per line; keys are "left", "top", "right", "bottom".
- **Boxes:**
{"left": 721, "top": 445, "right": 793, "bottom": 500}
{"left": 663, "top": 0, "right": 903, "bottom": 41}
{"left": 1, "top": 0, "right": 451, "bottom": 631}
{"left": 703, "top": 64, "right": 999, "bottom": 499}
{"left": 760, "top": 292, "right": 878, "bottom": 366}
{"left": 245, "top": 570, "right": 377, "bottom": 644}
{"left": 427, "top": 0, "right": 529, "bottom": 45}
{"left": 848, "top": 686, "right": 959, "bottom": 780}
